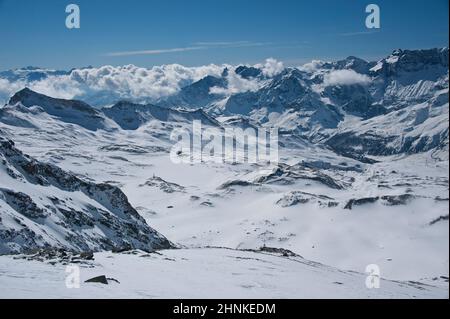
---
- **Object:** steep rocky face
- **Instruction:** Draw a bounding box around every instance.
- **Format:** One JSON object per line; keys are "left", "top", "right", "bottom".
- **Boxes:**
{"left": 322, "top": 84, "right": 385, "bottom": 118}
{"left": 369, "top": 48, "right": 449, "bottom": 110}
{"left": 326, "top": 81, "right": 449, "bottom": 156}
{"left": 313, "top": 48, "right": 449, "bottom": 157}
{"left": 0, "top": 132, "right": 173, "bottom": 254}
{"left": 219, "top": 69, "right": 343, "bottom": 137}
{"left": 371, "top": 48, "right": 449, "bottom": 77}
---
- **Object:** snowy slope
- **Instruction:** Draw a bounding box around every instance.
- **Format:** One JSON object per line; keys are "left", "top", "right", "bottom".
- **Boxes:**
{"left": 0, "top": 248, "right": 447, "bottom": 299}
{"left": 0, "top": 47, "right": 448, "bottom": 298}
{"left": 0, "top": 93, "right": 447, "bottom": 281}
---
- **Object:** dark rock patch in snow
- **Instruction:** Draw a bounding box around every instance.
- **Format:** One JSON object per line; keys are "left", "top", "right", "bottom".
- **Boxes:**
{"left": 139, "top": 175, "right": 185, "bottom": 193}
{"left": 429, "top": 215, "right": 449, "bottom": 226}
{"left": 276, "top": 191, "right": 335, "bottom": 208}
{"left": 344, "top": 197, "right": 380, "bottom": 210}
{"left": 344, "top": 194, "right": 416, "bottom": 209}
{"left": 254, "top": 163, "right": 343, "bottom": 189}
{"left": 85, "top": 275, "right": 108, "bottom": 284}
{"left": 217, "top": 180, "right": 258, "bottom": 190}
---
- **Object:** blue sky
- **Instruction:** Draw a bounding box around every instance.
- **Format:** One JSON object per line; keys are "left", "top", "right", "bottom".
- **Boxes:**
{"left": 0, "top": 0, "right": 448, "bottom": 69}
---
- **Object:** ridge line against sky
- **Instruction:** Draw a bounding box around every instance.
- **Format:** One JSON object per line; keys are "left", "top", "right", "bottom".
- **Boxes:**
{"left": 0, "top": 0, "right": 448, "bottom": 69}
{"left": 0, "top": 46, "right": 448, "bottom": 72}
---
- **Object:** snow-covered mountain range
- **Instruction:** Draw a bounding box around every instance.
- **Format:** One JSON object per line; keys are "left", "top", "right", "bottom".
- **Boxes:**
{"left": 0, "top": 47, "right": 448, "bottom": 298}
{"left": 1, "top": 48, "right": 447, "bottom": 157}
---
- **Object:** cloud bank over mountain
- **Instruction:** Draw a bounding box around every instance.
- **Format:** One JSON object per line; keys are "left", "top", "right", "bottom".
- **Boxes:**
{"left": 0, "top": 63, "right": 228, "bottom": 107}
{"left": 1, "top": 58, "right": 288, "bottom": 107}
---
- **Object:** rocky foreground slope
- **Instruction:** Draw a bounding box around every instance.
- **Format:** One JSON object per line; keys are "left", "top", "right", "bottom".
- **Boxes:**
{"left": 0, "top": 130, "right": 172, "bottom": 254}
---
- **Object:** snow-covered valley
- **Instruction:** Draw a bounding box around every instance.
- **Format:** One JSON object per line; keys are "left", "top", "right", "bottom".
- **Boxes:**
{"left": 0, "top": 47, "right": 448, "bottom": 298}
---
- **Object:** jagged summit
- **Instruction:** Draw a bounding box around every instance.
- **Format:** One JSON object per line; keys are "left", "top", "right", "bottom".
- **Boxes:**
{"left": 370, "top": 47, "right": 449, "bottom": 75}
{"left": 235, "top": 65, "right": 262, "bottom": 79}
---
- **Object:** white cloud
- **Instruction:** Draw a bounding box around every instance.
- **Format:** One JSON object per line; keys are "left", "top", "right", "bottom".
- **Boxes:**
{"left": 256, "top": 58, "right": 284, "bottom": 77}
{"left": 106, "top": 47, "right": 206, "bottom": 57}
{"left": 29, "top": 76, "right": 83, "bottom": 100}
{"left": 0, "top": 78, "right": 26, "bottom": 105}
{"left": 298, "top": 60, "right": 325, "bottom": 73}
{"left": 0, "top": 64, "right": 225, "bottom": 107}
{"left": 106, "top": 41, "right": 270, "bottom": 57}
{"left": 0, "top": 58, "right": 285, "bottom": 107}
{"left": 209, "top": 69, "right": 262, "bottom": 96}
{"left": 323, "top": 69, "right": 371, "bottom": 86}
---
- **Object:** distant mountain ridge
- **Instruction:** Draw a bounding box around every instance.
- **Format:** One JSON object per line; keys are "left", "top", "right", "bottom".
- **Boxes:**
{"left": 0, "top": 47, "right": 448, "bottom": 158}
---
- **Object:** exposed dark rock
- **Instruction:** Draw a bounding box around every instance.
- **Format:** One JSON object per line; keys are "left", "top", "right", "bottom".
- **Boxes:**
{"left": 429, "top": 215, "right": 449, "bottom": 225}
{"left": 13, "top": 248, "right": 95, "bottom": 264}
{"left": 79, "top": 251, "right": 94, "bottom": 260}
{"left": 105, "top": 100, "right": 220, "bottom": 129}
{"left": 85, "top": 275, "right": 108, "bottom": 285}
{"left": 0, "top": 189, "right": 47, "bottom": 219}
{"left": 107, "top": 277, "right": 120, "bottom": 284}
{"left": 217, "top": 180, "right": 258, "bottom": 189}
{"left": 254, "top": 163, "right": 343, "bottom": 189}
{"left": 99, "top": 144, "right": 151, "bottom": 154}
{"left": 259, "top": 246, "right": 301, "bottom": 257}
{"left": 301, "top": 160, "right": 363, "bottom": 172}
{"left": 235, "top": 65, "right": 262, "bottom": 79}
{"left": 139, "top": 176, "right": 185, "bottom": 193}
{"left": 344, "top": 197, "right": 379, "bottom": 210}
{"left": 276, "top": 191, "right": 335, "bottom": 208}
{"left": 200, "top": 201, "right": 214, "bottom": 207}
{"left": 381, "top": 194, "right": 415, "bottom": 206}
{"left": 327, "top": 201, "right": 339, "bottom": 208}
{"left": 344, "top": 194, "right": 417, "bottom": 209}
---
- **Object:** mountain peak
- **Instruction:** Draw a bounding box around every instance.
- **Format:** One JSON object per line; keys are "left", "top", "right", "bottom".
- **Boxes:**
{"left": 372, "top": 47, "right": 449, "bottom": 76}
{"left": 221, "top": 67, "right": 229, "bottom": 77}
{"left": 8, "top": 87, "right": 40, "bottom": 105}
{"left": 344, "top": 56, "right": 366, "bottom": 62}
{"left": 9, "top": 87, "right": 92, "bottom": 111}
{"left": 234, "top": 65, "right": 262, "bottom": 79}
{"left": 6, "top": 88, "right": 111, "bottom": 131}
